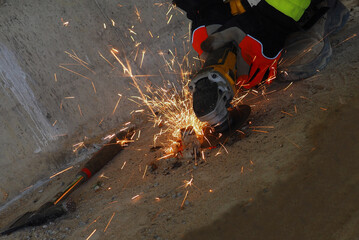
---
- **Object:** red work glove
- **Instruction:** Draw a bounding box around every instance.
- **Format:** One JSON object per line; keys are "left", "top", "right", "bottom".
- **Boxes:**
{"left": 198, "top": 1, "right": 298, "bottom": 88}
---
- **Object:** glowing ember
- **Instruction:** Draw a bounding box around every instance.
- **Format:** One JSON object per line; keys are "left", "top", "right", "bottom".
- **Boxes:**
{"left": 72, "top": 141, "right": 86, "bottom": 153}
{"left": 49, "top": 166, "right": 73, "bottom": 179}
{"left": 61, "top": 18, "right": 69, "bottom": 27}
{"left": 104, "top": 212, "right": 116, "bottom": 232}
{"left": 142, "top": 165, "right": 148, "bottom": 178}
{"left": 183, "top": 177, "right": 193, "bottom": 188}
{"left": 132, "top": 194, "right": 140, "bottom": 200}
{"left": 121, "top": 161, "right": 126, "bottom": 170}
{"left": 180, "top": 190, "right": 189, "bottom": 209}
{"left": 52, "top": 120, "right": 57, "bottom": 127}
{"left": 86, "top": 229, "right": 96, "bottom": 240}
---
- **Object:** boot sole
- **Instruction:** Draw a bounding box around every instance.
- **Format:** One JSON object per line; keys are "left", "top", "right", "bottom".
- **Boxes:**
{"left": 277, "top": 37, "right": 332, "bottom": 82}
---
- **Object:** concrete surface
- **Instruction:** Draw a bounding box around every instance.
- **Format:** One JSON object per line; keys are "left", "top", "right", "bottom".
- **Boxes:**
{"left": 0, "top": 0, "right": 189, "bottom": 206}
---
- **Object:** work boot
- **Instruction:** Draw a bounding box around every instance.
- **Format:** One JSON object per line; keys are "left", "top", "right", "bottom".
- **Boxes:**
{"left": 277, "top": 0, "right": 349, "bottom": 82}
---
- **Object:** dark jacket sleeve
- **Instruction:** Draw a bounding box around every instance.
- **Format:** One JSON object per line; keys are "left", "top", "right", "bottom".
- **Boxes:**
{"left": 173, "top": 0, "right": 232, "bottom": 31}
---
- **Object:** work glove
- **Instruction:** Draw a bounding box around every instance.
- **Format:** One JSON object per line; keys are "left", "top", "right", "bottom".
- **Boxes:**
{"left": 198, "top": 1, "right": 299, "bottom": 88}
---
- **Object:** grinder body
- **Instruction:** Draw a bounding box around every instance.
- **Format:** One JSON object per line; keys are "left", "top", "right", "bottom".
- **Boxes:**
{"left": 189, "top": 43, "right": 238, "bottom": 131}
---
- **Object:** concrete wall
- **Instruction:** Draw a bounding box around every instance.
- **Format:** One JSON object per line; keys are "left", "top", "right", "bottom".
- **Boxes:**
{"left": 0, "top": 0, "right": 190, "bottom": 206}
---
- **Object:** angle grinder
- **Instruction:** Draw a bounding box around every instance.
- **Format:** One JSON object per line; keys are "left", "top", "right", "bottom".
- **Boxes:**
{"left": 189, "top": 43, "right": 250, "bottom": 132}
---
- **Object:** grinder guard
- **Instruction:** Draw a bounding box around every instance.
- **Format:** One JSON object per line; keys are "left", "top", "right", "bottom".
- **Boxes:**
{"left": 189, "top": 43, "right": 238, "bottom": 131}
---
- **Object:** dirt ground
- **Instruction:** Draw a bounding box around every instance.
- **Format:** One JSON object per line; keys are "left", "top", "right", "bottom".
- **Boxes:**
{"left": 1, "top": 0, "right": 359, "bottom": 240}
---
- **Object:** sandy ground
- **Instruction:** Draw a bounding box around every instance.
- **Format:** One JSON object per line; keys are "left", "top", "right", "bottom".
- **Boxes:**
{"left": 1, "top": 0, "right": 359, "bottom": 240}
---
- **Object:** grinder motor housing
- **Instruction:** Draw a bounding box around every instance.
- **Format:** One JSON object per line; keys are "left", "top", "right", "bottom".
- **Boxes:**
{"left": 189, "top": 43, "right": 238, "bottom": 130}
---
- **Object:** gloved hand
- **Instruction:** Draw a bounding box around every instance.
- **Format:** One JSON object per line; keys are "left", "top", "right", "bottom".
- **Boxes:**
{"left": 198, "top": 1, "right": 299, "bottom": 88}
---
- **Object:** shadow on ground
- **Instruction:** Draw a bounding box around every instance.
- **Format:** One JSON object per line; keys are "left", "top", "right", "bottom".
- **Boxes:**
{"left": 183, "top": 95, "right": 359, "bottom": 240}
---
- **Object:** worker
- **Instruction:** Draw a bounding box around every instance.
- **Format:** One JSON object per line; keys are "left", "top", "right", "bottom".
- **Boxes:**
{"left": 173, "top": 0, "right": 349, "bottom": 88}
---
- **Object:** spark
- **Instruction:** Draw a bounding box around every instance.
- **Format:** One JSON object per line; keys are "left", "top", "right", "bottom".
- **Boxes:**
{"left": 128, "top": 28, "right": 137, "bottom": 35}
{"left": 219, "top": 142, "right": 229, "bottom": 154}
{"left": 183, "top": 177, "right": 193, "bottom": 188}
{"left": 21, "top": 185, "right": 34, "bottom": 192}
{"left": 86, "top": 229, "right": 96, "bottom": 240}
{"left": 111, "top": 19, "right": 115, "bottom": 26}
{"left": 201, "top": 151, "right": 205, "bottom": 161}
{"left": 111, "top": 48, "right": 119, "bottom": 53}
{"left": 142, "top": 165, "right": 148, "bottom": 178}
{"left": 284, "top": 136, "right": 301, "bottom": 149}
{"left": 50, "top": 166, "right": 73, "bottom": 179}
{"left": 137, "top": 130, "right": 141, "bottom": 140}
{"left": 83, "top": 216, "right": 101, "bottom": 232}
{"left": 116, "top": 139, "right": 134, "bottom": 147}
{"left": 98, "top": 118, "right": 104, "bottom": 126}
{"left": 134, "top": 48, "right": 139, "bottom": 61}
{"left": 300, "top": 96, "right": 310, "bottom": 101}
{"left": 124, "top": 121, "right": 131, "bottom": 126}
{"left": 100, "top": 173, "right": 109, "bottom": 179}
{"left": 98, "top": 51, "right": 115, "bottom": 69}
{"left": 52, "top": 120, "right": 57, "bottom": 126}
{"left": 103, "top": 134, "right": 115, "bottom": 141}
{"left": 73, "top": 141, "right": 85, "bottom": 152}
{"left": 140, "top": 50, "right": 146, "bottom": 69}
{"left": 119, "top": 127, "right": 128, "bottom": 132}
{"left": 209, "top": 189, "right": 213, "bottom": 193}
{"left": 249, "top": 126, "right": 274, "bottom": 129}
{"left": 103, "top": 23, "right": 107, "bottom": 29}
{"left": 252, "top": 129, "right": 269, "bottom": 133}
{"left": 180, "top": 190, "right": 189, "bottom": 209}
{"left": 241, "top": 166, "right": 244, "bottom": 174}
{"left": 281, "top": 110, "right": 293, "bottom": 117}
{"left": 132, "top": 194, "right": 140, "bottom": 200}
{"left": 61, "top": 18, "right": 69, "bottom": 26}
{"left": 54, "top": 73, "right": 57, "bottom": 82}
{"left": 121, "top": 161, "right": 126, "bottom": 170}
{"left": 111, "top": 49, "right": 156, "bottom": 117}
{"left": 112, "top": 94, "right": 123, "bottom": 115}
{"left": 148, "top": 31, "right": 153, "bottom": 38}
{"left": 90, "top": 81, "right": 97, "bottom": 94}
{"left": 130, "top": 131, "right": 136, "bottom": 139}
{"left": 250, "top": 160, "right": 254, "bottom": 165}
{"left": 167, "top": 14, "right": 173, "bottom": 24}
{"left": 59, "top": 65, "right": 91, "bottom": 80}
{"left": 157, "top": 153, "right": 174, "bottom": 160}
{"left": 283, "top": 82, "right": 293, "bottom": 91}
{"left": 320, "top": 107, "right": 327, "bottom": 111}
{"left": 333, "top": 33, "right": 357, "bottom": 48}
{"left": 134, "top": 5, "right": 142, "bottom": 22}
{"left": 155, "top": 197, "right": 160, "bottom": 201}
{"left": 104, "top": 212, "right": 116, "bottom": 232}
{"left": 64, "top": 51, "right": 95, "bottom": 74}
{"left": 64, "top": 96, "right": 75, "bottom": 99}
{"left": 166, "top": 6, "right": 173, "bottom": 15}
{"left": 78, "top": 104, "right": 83, "bottom": 117}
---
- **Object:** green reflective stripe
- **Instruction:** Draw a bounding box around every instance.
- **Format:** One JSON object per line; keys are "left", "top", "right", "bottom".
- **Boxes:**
{"left": 265, "top": 0, "right": 311, "bottom": 21}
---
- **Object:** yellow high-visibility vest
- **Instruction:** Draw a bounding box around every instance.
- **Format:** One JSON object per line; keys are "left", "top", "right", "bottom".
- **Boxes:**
{"left": 265, "top": 0, "right": 311, "bottom": 21}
